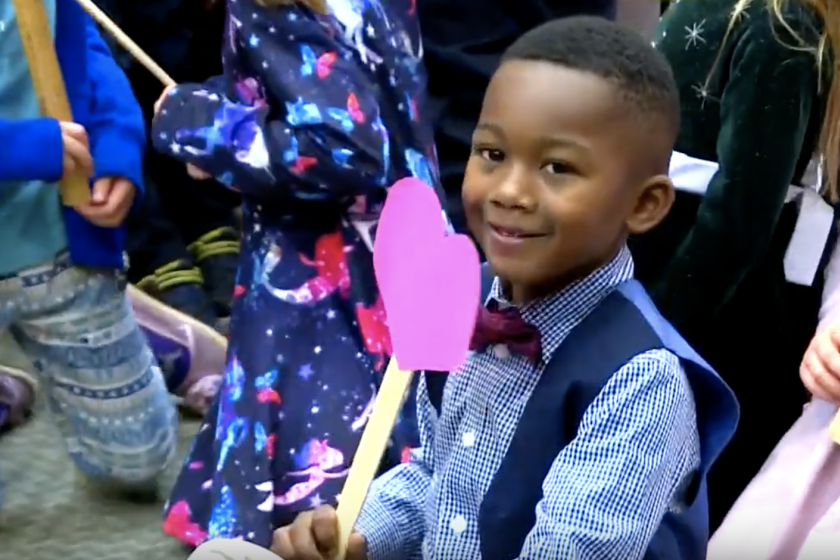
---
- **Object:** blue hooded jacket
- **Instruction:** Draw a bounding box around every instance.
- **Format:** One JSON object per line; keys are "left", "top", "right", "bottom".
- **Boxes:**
{"left": 0, "top": 0, "right": 145, "bottom": 269}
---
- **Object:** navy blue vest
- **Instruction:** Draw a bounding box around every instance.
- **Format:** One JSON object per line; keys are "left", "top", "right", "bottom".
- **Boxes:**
{"left": 426, "top": 266, "right": 739, "bottom": 560}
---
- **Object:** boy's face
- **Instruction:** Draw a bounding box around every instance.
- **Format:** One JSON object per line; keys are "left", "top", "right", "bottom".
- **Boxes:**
{"left": 462, "top": 60, "right": 673, "bottom": 303}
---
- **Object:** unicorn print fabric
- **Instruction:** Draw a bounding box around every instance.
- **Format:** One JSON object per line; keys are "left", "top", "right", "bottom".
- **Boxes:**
{"left": 150, "top": 0, "right": 440, "bottom": 547}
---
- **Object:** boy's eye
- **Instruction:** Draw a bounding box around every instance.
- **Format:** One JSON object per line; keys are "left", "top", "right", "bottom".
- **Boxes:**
{"left": 543, "top": 161, "right": 572, "bottom": 175}
{"left": 478, "top": 148, "right": 505, "bottom": 162}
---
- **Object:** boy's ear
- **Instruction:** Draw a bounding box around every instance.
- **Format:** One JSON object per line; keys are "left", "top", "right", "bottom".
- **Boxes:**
{"left": 625, "top": 174, "right": 675, "bottom": 235}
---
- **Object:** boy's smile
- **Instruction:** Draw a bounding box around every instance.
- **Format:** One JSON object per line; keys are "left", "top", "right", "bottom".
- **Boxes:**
{"left": 462, "top": 59, "right": 674, "bottom": 304}
{"left": 486, "top": 219, "right": 549, "bottom": 253}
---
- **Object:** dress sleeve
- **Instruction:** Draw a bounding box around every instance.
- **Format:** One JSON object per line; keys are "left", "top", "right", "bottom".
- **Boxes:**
{"left": 650, "top": 14, "right": 820, "bottom": 330}
{"left": 151, "top": 7, "right": 387, "bottom": 205}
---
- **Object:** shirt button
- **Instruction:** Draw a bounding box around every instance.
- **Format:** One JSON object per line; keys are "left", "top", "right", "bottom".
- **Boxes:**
{"left": 450, "top": 514, "right": 468, "bottom": 535}
{"left": 493, "top": 344, "right": 510, "bottom": 359}
{"left": 462, "top": 431, "right": 476, "bottom": 447}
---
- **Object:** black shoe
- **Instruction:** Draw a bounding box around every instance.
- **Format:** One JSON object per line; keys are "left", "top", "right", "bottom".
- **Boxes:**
{"left": 189, "top": 227, "right": 239, "bottom": 320}
{"left": 137, "top": 260, "right": 218, "bottom": 328}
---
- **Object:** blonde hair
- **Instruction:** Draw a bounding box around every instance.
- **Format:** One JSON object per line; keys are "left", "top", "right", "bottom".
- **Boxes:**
{"left": 713, "top": 0, "right": 840, "bottom": 199}
{"left": 254, "top": 0, "right": 328, "bottom": 14}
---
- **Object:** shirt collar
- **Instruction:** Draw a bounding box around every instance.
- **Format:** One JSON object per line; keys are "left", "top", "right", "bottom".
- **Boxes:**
{"left": 487, "top": 245, "right": 635, "bottom": 363}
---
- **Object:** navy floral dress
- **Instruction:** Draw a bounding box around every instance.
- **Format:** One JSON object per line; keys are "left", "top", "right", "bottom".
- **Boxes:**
{"left": 150, "top": 0, "right": 442, "bottom": 547}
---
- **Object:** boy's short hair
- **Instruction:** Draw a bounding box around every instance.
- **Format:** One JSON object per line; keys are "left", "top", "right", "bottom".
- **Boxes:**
{"left": 502, "top": 16, "right": 680, "bottom": 141}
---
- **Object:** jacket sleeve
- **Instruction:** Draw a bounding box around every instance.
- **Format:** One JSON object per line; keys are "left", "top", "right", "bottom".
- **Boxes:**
{"left": 151, "top": 11, "right": 387, "bottom": 204}
{"left": 82, "top": 14, "right": 146, "bottom": 195}
{"left": 0, "top": 118, "right": 64, "bottom": 182}
{"left": 650, "top": 14, "right": 820, "bottom": 330}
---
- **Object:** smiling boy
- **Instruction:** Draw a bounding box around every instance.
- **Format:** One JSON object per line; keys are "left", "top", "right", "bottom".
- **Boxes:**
{"left": 269, "top": 16, "right": 739, "bottom": 560}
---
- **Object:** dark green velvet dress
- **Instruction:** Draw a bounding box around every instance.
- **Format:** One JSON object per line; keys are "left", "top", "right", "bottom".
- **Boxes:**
{"left": 628, "top": 0, "right": 830, "bottom": 529}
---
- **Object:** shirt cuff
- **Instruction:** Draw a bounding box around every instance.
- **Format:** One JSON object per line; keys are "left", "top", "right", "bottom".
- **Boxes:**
{"left": 354, "top": 494, "right": 408, "bottom": 560}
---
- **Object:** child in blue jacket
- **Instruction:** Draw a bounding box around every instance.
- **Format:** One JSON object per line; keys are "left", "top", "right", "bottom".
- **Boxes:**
{"left": 0, "top": 0, "right": 178, "bottom": 498}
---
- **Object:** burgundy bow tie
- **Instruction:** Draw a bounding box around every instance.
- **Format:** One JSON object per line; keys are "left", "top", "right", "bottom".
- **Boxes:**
{"left": 470, "top": 302, "right": 542, "bottom": 364}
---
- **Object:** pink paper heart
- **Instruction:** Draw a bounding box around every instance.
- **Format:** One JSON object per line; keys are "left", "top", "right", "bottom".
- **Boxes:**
{"left": 374, "top": 178, "right": 480, "bottom": 372}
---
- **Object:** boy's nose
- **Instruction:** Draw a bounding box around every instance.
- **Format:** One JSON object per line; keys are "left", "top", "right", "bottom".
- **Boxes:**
{"left": 489, "top": 174, "right": 536, "bottom": 211}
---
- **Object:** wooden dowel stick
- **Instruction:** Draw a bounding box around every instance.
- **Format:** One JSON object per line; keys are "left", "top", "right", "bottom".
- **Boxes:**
{"left": 333, "top": 358, "right": 414, "bottom": 559}
{"left": 75, "top": 0, "right": 176, "bottom": 87}
{"left": 11, "top": 0, "right": 90, "bottom": 206}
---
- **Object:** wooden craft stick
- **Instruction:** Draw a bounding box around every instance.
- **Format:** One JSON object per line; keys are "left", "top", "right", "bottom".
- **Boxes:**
{"left": 829, "top": 410, "right": 840, "bottom": 444}
{"left": 11, "top": 0, "right": 90, "bottom": 206}
{"left": 75, "top": 0, "right": 176, "bottom": 87}
{"left": 334, "top": 358, "right": 414, "bottom": 559}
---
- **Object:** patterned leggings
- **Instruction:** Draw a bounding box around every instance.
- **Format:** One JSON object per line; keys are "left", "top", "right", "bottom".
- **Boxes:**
{"left": 0, "top": 254, "right": 178, "bottom": 487}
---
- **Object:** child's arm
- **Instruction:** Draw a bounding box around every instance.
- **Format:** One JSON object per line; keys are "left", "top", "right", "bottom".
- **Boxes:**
{"left": 353, "top": 376, "right": 437, "bottom": 560}
{"left": 82, "top": 14, "right": 146, "bottom": 194}
{"left": 651, "top": 14, "right": 819, "bottom": 330}
{"left": 151, "top": 10, "right": 387, "bottom": 203}
{"left": 0, "top": 118, "right": 63, "bottom": 182}
{"left": 518, "top": 350, "right": 699, "bottom": 559}
{"left": 800, "top": 223, "right": 840, "bottom": 403}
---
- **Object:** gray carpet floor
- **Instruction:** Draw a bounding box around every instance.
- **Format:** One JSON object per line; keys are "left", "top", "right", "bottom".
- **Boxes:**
{"left": 0, "top": 404, "right": 201, "bottom": 560}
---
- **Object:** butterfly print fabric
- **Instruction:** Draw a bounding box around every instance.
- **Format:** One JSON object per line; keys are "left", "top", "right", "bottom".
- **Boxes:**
{"left": 151, "top": 0, "right": 444, "bottom": 547}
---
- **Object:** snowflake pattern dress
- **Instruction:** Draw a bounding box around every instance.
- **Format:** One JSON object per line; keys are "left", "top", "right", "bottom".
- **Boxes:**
{"left": 150, "top": 0, "right": 441, "bottom": 547}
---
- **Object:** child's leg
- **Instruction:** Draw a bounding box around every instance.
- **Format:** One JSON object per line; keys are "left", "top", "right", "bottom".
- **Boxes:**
{"left": 11, "top": 261, "right": 178, "bottom": 490}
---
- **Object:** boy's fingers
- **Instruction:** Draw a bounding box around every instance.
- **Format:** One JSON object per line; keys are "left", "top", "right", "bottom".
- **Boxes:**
{"left": 91, "top": 179, "right": 113, "bottom": 204}
{"left": 63, "top": 154, "right": 76, "bottom": 175}
{"left": 346, "top": 532, "right": 367, "bottom": 560}
{"left": 812, "top": 373, "right": 840, "bottom": 403}
{"left": 271, "top": 527, "right": 294, "bottom": 558}
{"left": 187, "top": 164, "right": 212, "bottom": 179}
{"left": 804, "top": 350, "right": 840, "bottom": 402}
{"left": 60, "top": 122, "right": 88, "bottom": 145}
{"left": 817, "top": 335, "right": 840, "bottom": 378}
{"left": 311, "top": 506, "right": 338, "bottom": 554}
{"left": 288, "top": 511, "right": 324, "bottom": 560}
{"left": 64, "top": 137, "right": 93, "bottom": 175}
{"left": 154, "top": 84, "right": 176, "bottom": 113}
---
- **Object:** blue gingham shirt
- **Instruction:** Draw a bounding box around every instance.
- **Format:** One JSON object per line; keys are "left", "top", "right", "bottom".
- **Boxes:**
{"left": 355, "top": 246, "right": 701, "bottom": 560}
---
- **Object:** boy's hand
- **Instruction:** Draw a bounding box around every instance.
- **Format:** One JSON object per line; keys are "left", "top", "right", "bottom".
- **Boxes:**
{"left": 151, "top": 84, "right": 212, "bottom": 181}
{"left": 187, "top": 164, "right": 212, "bottom": 180}
{"left": 74, "top": 177, "right": 136, "bottom": 227}
{"left": 272, "top": 506, "right": 368, "bottom": 560}
{"left": 801, "top": 324, "right": 840, "bottom": 403}
{"left": 60, "top": 121, "right": 93, "bottom": 179}
{"left": 154, "top": 84, "right": 176, "bottom": 115}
